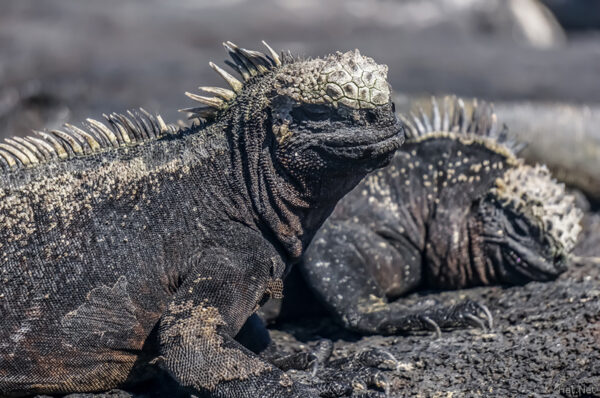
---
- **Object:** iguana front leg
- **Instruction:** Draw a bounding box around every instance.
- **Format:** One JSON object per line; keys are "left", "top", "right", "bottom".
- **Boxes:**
{"left": 302, "top": 219, "right": 492, "bottom": 336}
{"left": 157, "top": 239, "right": 315, "bottom": 398}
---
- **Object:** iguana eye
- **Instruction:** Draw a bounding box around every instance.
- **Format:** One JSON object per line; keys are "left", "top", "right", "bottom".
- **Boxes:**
{"left": 513, "top": 218, "right": 531, "bottom": 237}
{"left": 291, "top": 104, "right": 331, "bottom": 122}
{"left": 365, "top": 109, "right": 378, "bottom": 124}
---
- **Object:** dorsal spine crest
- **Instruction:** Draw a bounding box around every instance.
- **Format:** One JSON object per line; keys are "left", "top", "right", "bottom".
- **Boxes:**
{"left": 400, "top": 96, "right": 527, "bottom": 156}
{"left": 180, "top": 41, "right": 283, "bottom": 120}
{"left": 0, "top": 109, "right": 177, "bottom": 171}
{"left": 0, "top": 41, "right": 280, "bottom": 172}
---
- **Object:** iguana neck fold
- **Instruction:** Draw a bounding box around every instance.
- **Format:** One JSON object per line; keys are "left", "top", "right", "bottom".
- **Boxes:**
{"left": 222, "top": 99, "right": 337, "bottom": 261}
{"left": 424, "top": 205, "right": 499, "bottom": 288}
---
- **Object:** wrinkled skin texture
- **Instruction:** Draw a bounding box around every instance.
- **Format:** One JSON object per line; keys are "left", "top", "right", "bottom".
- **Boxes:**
{"left": 290, "top": 100, "right": 580, "bottom": 336}
{"left": 0, "top": 44, "right": 402, "bottom": 397}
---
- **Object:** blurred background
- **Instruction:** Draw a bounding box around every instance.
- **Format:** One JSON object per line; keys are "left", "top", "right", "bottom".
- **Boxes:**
{"left": 1, "top": 0, "right": 598, "bottom": 129}
{"left": 1, "top": 0, "right": 599, "bottom": 201}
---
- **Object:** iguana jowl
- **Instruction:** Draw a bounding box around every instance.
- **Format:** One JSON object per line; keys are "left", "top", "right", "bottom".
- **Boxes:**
{"left": 0, "top": 42, "right": 403, "bottom": 397}
{"left": 299, "top": 97, "right": 582, "bottom": 335}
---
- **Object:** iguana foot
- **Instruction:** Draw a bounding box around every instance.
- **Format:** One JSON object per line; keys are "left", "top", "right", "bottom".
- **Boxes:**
{"left": 351, "top": 368, "right": 391, "bottom": 396}
{"left": 380, "top": 299, "right": 493, "bottom": 336}
{"left": 352, "top": 348, "right": 400, "bottom": 370}
{"left": 280, "top": 346, "right": 394, "bottom": 397}
{"left": 330, "top": 349, "right": 396, "bottom": 397}
{"left": 303, "top": 367, "right": 390, "bottom": 398}
{"left": 261, "top": 339, "right": 333, "bottom": 372}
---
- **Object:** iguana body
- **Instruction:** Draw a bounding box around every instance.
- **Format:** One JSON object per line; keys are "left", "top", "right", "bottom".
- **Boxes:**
{"left": 296, "top": 97, "right": 582, "bottom": 335}
{"left": 0, "top": 42, "right": 403, "bottom": 397}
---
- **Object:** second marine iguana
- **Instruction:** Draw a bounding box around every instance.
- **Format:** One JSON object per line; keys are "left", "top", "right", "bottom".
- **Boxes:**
{"left": 0, "top": 42, "right": 403, "bottom": 397}
{"left": 295, "top": 97, "right": 583, "bottom": 335}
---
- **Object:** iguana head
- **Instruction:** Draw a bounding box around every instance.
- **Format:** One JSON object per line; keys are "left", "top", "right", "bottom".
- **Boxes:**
{"left": 270, "top": 49, "right": 402, "bottom": 197}
{"left": 183, "top": 42, "right": 402, "bottom": 257}
{"left": 479, "top": 164, "right": 582, "bottom": 283}
{"left": 183, "top": 42, "right": 403, "bottom": 201}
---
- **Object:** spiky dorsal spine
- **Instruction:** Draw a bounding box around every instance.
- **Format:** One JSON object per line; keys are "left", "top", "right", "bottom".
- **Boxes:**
{"left": 0, "top": 41, "right": 282, "bottom": 171}
{"left": 180, "top": 41, "right": 282, "bottom": 121}
{"left": 400, "top": 95, "right": 583, "bottom": 252}
{"left": 399, "top": 96, "right": 527, "bottom": 156}
{"left": 0, "top": 110, "right": 176, "bottom": 171}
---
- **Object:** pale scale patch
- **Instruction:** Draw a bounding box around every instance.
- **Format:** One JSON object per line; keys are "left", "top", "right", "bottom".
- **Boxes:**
{"left": 492, "top": 164, "right": 583, "bottom": 252}
{"left": 275, "top": 50, "right": 390, "bottom": 109}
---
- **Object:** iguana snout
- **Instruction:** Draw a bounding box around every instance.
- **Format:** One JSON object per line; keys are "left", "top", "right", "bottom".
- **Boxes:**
{"left": 479, "top": 163, "right": 581, "bottom": 283}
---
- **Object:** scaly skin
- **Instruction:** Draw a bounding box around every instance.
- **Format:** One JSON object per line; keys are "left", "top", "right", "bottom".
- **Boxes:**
{"left": 298, "top": 97, "right": 582, "bottom": 335}
{"left": 0, "top": 42, "right": 403, "bottom": 397}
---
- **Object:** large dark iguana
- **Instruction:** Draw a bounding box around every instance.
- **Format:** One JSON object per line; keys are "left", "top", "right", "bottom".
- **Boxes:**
{"left": 0, "top": 42, "right": 403, "bottom": 397}
{"left": 296, "top": 97, "right": 582, "bottom": 335}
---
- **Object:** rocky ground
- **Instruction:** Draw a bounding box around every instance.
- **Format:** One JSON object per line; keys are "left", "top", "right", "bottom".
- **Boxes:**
{"left": 4, "top": 1, "right": 599, "bottom": 397}
{"left": 35, "top": 245, "right": 600, "bottom": 397}
{"left": 259, "top": 212, "right": 600, "bottom": 397}
{"left": 270, "top": 261, "right": 600, "bottom": 397}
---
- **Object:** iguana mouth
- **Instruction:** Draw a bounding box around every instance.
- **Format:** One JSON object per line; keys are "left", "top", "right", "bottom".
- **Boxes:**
{"left": 334, "top": 130, "right": 404, "bottom": 158}
{"left": 500, "top": 241, "right": 567, "bottom": 282}
{"left": 318, "top": 122, "right": 405, "bottom": 160}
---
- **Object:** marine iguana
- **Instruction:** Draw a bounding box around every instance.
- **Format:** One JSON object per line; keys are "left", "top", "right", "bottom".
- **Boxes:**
{"left": 0, "top": 42, "right": 403, "bottom": 397}
{"left": 297, "top": 97, "right": 582, "bottom": 335}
